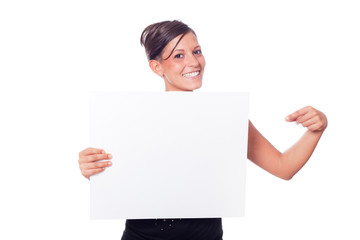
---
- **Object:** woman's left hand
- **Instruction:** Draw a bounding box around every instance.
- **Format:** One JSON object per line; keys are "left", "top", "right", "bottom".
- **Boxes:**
{"left": 285, "top": 106, "right": 328, "bottom": 132}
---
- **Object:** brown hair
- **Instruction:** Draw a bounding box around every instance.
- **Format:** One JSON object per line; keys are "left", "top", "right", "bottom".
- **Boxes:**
{"left": 140, "top": 20, "right": 196, "bottom": 61}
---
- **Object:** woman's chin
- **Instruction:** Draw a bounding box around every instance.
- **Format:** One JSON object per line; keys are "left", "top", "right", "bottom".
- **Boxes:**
{"left": 165, "top": 80, "right": 202, "bottom": 91}
{"left": 184, "top": 81, "right": 202, "bottom": 91}
{"left": 185, "top": 78, "right": 202, "bottom": 90}
{"left": 191, "top": 82, "right": 202, "bottom": 90}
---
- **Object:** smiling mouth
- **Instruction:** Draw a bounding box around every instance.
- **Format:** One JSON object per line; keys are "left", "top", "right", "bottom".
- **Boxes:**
{"left": 182, "top": 71, "right": 200, "bottom": 78}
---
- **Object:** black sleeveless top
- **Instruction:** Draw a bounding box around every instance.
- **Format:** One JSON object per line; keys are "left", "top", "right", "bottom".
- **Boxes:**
{"left": 121, "top": 218, "right": 223, "bottom": 240}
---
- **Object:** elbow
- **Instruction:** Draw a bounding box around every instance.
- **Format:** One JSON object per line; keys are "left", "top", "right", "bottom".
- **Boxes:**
{"left": 268, "top": 168, "right": 295, "bottom": 181}
{"left": 271, "top": 170, "right": 294, "bottom": 181}
{"left": 274, "top": 161, "right": 296, "bottom": 181}
{"left": 279, "top": 174, "right": 293, "bottom": 181}
{"left": 276, "top": 154, "right": 297, "bottom": 181}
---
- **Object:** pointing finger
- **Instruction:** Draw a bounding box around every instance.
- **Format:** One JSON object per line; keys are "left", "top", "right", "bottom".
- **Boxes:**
{"left": 285, "top": 106, "right": 311, "bottom": 122}
{"left": 295, "top": 110, "right": 316, "bottom": 124}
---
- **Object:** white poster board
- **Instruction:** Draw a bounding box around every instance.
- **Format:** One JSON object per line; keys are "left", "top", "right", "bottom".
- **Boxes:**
{"left": 90, "top": 92, "right": 249, "bottom": 219}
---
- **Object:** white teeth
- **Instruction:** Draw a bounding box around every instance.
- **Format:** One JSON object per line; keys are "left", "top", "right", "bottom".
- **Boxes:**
{"left": 182, "top": 71, "right": 200, "bottom": 78}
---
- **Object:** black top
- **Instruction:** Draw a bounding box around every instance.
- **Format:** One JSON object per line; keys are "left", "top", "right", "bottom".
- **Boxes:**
{"left": 121, "top": 218, "right": 223, "bottom": 240}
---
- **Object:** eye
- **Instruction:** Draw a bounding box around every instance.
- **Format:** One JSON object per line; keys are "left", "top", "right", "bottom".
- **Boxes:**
{"left": 194, "top": 49, "right": 202, "bottom": 55}
{"left": 174, "top": 54, "right": 184, "bottom": 59}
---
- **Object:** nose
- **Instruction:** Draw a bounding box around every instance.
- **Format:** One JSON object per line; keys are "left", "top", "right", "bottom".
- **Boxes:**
{"left": 186, "top": 53, "right": 200, "bottom": 67}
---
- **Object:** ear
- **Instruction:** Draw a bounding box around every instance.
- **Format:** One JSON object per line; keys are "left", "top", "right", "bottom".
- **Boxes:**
{"left": 149, "top": 60, "right": 164, "bottom": 77}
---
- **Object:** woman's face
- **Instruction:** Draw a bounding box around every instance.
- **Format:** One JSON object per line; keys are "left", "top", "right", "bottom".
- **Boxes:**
{"left": 157, "top": 32, "right": 205, "bottom": 91}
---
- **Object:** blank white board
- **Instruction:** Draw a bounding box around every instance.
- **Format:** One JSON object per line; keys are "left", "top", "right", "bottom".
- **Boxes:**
{"left": 90, "top": 92, "right": 249, "bottom": 219}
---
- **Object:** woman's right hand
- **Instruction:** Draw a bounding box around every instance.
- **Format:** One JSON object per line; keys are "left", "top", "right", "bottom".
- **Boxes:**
{"left": 78, "top": 148, "right": 112, "bottom": 180}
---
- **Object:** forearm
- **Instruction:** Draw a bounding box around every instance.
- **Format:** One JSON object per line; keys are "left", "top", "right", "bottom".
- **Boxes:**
{"left": 248, "top": 107, "right": 327, "bottom": 180}
{"left": 279, "top": 129, "right": 324, "bottom": 180}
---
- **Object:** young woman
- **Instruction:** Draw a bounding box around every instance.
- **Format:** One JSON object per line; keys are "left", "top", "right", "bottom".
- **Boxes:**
{"left": 79, "top": 20, "right": 327, "bottom": 240}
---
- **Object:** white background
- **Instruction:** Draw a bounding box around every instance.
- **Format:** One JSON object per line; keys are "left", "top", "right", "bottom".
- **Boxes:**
{"left": 0, "top": 0, "right": 359, "bottom": 239}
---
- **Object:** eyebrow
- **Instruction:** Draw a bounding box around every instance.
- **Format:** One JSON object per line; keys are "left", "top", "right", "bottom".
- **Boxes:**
{"left": 173, "top": 45, "right": 201, "bottom": 52}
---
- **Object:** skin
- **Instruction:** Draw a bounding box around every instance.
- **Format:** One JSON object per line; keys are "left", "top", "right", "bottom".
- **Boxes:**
{"left": 149, "top": 32, "right": 205, "bottom": 91}
{"left": 79, "top": 32, "right": 328, "bottom": 181}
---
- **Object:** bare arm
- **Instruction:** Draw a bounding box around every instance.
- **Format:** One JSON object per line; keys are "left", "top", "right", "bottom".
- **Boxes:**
{"left": 247, "top": 106, "right": 327, "bottom": 180}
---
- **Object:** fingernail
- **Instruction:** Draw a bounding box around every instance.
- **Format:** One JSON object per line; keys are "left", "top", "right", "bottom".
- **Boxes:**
{"left": 108, "top": 154, "right": 112, "bottom": 159}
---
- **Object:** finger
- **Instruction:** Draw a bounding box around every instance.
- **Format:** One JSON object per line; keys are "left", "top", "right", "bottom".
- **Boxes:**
{"left": 295, "top": 110, "right": 316, "bottom": 124}
{"left": 285, "top": 106, "right": 311, "bottom": 122}
{"left": 307, "top": 122, "right": 323, "bottom": 132}
{"left": 79, "top": 148, "right": 105, "bottom": 157}
{"left": 80, "top": 153, "right": 112, "bottom": 163}
{"left": 81, "top": 161, "right": 112, "bottom": 170}
{"left": 301, "top": 117, "right": 318, "bottom": 128}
